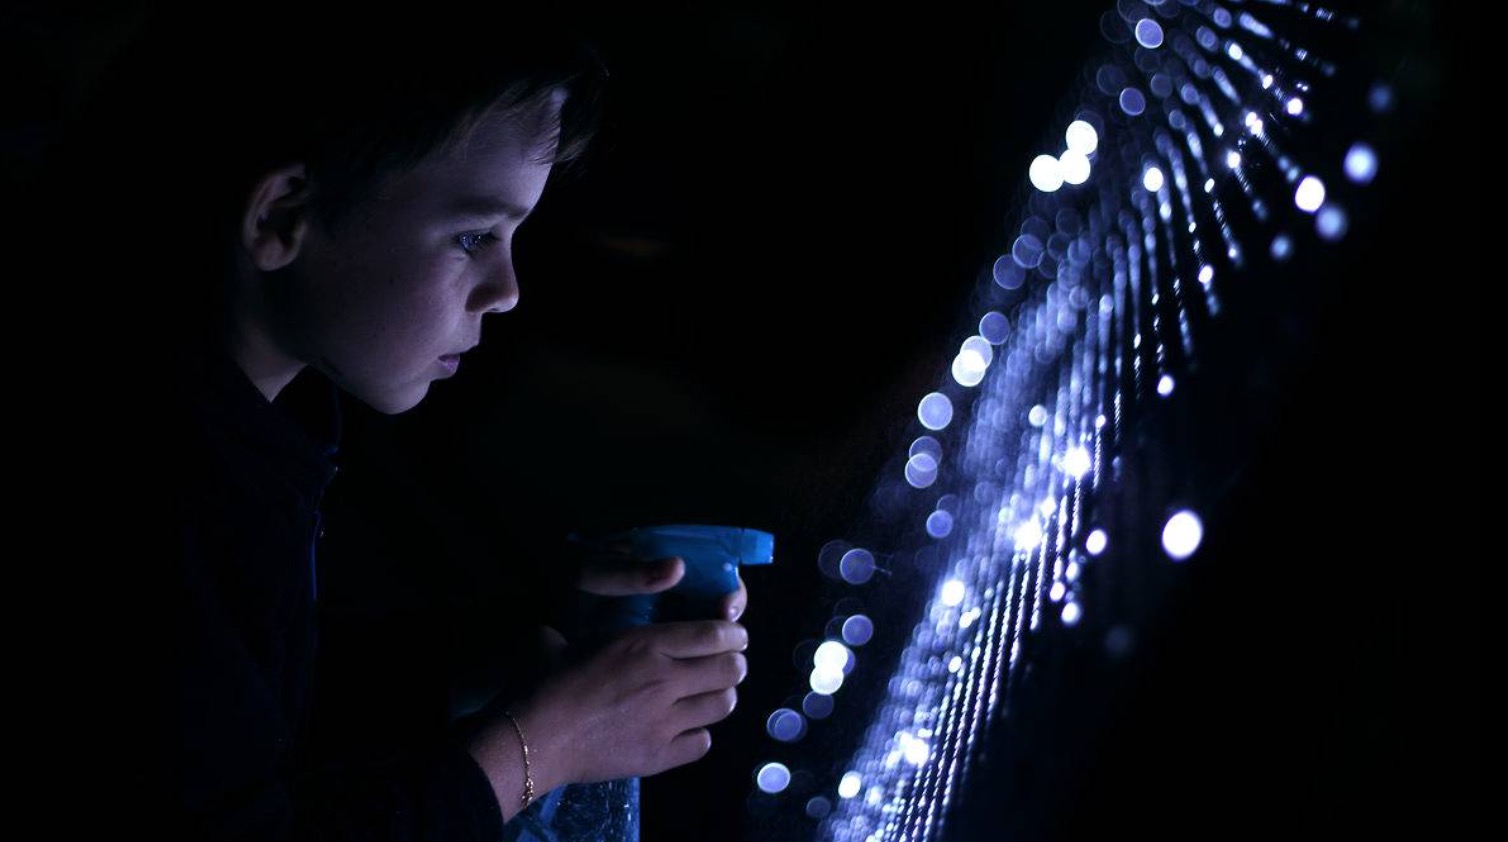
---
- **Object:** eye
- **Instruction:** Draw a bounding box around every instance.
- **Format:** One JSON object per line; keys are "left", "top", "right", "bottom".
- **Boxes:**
{"left": 454, "top": 231, "right": 500, "bottom": 256}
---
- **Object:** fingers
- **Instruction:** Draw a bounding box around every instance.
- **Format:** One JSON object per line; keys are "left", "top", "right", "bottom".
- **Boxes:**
{"left": 665, "top": 728, "right": 713, "bottom": 768}
{"left": 646, "top": 620, "right": 748, "bottom": 659}
{"left": 577, "top": 556, "right": 684, "bottom": 597}
{"left": 673, "top": 686, "right": 739, "bottom": 728}
{"left": 719, "top": 574, "right": 748, "bottom": 621}
{"left": 674, "top": 651, "right": 747, "bottom": 698}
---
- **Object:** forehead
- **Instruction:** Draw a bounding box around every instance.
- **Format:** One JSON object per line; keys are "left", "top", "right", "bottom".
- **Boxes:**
{"left": 377, "top": 101, "right": 560, "bottom": 211}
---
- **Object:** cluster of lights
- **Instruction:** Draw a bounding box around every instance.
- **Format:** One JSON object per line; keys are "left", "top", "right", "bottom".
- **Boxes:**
{"left": 751, "top": 3, "right": 1388, "bottom": 838}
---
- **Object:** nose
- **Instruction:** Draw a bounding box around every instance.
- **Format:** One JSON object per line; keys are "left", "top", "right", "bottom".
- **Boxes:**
{"left": 468, "top": 250, "right": 520, "bottom": 314}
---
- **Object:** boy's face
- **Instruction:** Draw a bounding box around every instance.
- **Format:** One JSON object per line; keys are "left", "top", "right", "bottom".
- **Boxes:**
{"left": 274, "top": 102, "right": 558, "bottom": 413}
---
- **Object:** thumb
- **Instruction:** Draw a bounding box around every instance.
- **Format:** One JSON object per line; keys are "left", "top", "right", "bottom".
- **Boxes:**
{"left": 577, "top": 556, "right": 685, "bottom": 597}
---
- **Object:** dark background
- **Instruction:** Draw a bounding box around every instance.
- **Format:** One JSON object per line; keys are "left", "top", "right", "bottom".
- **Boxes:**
{"left": 6, "top": 2, "right": 1478, "bottom": 839}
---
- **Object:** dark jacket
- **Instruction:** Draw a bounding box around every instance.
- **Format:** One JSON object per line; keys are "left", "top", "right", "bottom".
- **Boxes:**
{"left": 178, "top": 354, "right": 504, "bottom": 839}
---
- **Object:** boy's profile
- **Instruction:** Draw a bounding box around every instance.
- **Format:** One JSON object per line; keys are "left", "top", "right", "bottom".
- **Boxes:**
{"left": 38, "top": 6, "right": 750, "bottom": 838}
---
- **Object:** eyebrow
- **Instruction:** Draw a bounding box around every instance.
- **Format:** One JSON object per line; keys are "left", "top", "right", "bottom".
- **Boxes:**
{"left": 444, "top": 196, "right": 532, "bottom": 222}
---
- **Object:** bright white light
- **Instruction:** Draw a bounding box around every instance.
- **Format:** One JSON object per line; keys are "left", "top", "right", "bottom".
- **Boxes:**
{"left": 814, "top": 640, "right": 851, "bottom": 673}
{"left": 1066, "top": 560, "right": 1081, "bottom": 581}
{"left": 1142, "top": 166, "right": 1165, "bottom": 192}
{"left": 1049, "top": 581, "right": 1066, "bottom": 602}
{"left": 841, "top": 614, "right": 874, "bottom": 646}
{"left": 1162, "top": 510, "right": 1204, "bottom": 561}
{"left": 1062, "top": 601, "right": 1082, "bottom": 626}
{"left": 979, "top": 311, "right": 1010, "bottom": 344}
{"left": 1226, "top": 150, "right": 1241, "bottom": 169}
{"left": 901, "top": 733, "right": 931, "bottom": 766}
{"left": 1204, "top": 178, "right": 1215, "bottom": 193}
{"left": 1261, "top": 73, "right": 1274, "bottom": 89}
{"left": 1316, "top": 205, "right": 1348, "bottom": 241}
{"left": 1295, "top": 175, "right": 1326, "bottom": 212}
{"left": 1038, "top": 497, "right": 1056, "bottom": 518}
{"left": 809, "top": 666, "right": 844, "bottom": 695}
{"left": 756, "top": 762, "right": 792, "bottom": 793}
{"left": 1028, "top": 404, "right": 1048, "bottom": 427}
{"left": 1286, "top": 97, "right": 1304, "bottom": 116}
{"left": 947, "top": 655, "right": 962, "bottom": 673}
{"left": 959, "top": 607, "right": 980, "bottom": 628}
{"left": 1344, "top": 143, "right": 1378, "bottom": 184}
{"left": 940, "top": 579, "right": 966, "bottom": 607}
{"left": 1134, "top": 18, "right": 1165, "bottom": 49}
{"left": 1065, "top": 119, "right": 1098, "bottom": 154}
{"left": 1064, "top": 446, "right": 1092, "bottom": 479}
{"left": 961, "top": 335, "right": 993, "bottom": 365}
{"left": 1158, "top": 374, "right": 1175, "bottom": 396}
{"left": 1198, "top": 265, "right": 1215, "bottom": 285}
{"left": 918, "top": 392, "right": 954, "bottom": 430}
{"left": 925, "top": 510, "right": 954, "bottom": 538}
{"left": 1086, "top": 528, "right": 1108, "bottom": 556}
{"left": 838, "top": 772, "right": 862, "bottom": 799}
{"left": 1014, "top": 520, "right": 1044, "bottom": 551}
{"left": 1029, "top": 154, "right": 1064, "bottom": 192}
{"left": 952, "top": 350, "right": 988, "bottom": 387}
{"left": 1059, "top": 150, "right": 1092, "bottom": 185}
{"left": 1247, "top": 116, "right": 1264, "bottom": 137}
{"left": 1227, "top": 42, "right": 1244, "bottom": 60}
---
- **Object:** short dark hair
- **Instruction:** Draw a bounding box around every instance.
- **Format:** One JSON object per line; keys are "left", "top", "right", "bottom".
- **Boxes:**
{"left": 41, "top": 3, "right": 608, "bottom": 374}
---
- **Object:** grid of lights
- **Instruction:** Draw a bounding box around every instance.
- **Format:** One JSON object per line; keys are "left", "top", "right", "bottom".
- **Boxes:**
{"left": 748, "top": 2, "right": 1392, "bottom": 839}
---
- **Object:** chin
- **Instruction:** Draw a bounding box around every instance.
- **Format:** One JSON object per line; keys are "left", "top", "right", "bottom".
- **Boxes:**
{"left": 359, "top": 383, "right": 432, "bottom": 416}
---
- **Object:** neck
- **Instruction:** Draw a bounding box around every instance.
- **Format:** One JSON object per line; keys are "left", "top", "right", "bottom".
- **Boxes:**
{"left": 225, "top": 325, "right": 305, "bottom": 403}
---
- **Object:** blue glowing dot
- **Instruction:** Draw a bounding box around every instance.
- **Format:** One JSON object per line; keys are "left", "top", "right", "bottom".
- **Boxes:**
{"left": 947, "top": 655, "right": 962, "bottom": 673}
{"left": 1344, "top": 143, "right": 1378, "bottom": 184}
{"left": 925, "top": 510, "right": 954, "bottom": 539}
{"left": 1062, "top": 601, "right": 1082, "bottom": 626}
{"left": 1271, "top": 234, "right": 1293, "bottom": 261}
{"left": 1142, "top": 166, "right": 1165, "bottom": 192}
{"left": 909, "top": 435, "right": 941, "bottom": 459}
{"left": 993, "top": 254, "right": 1026, "bottom": 290}
{"left": 809, "top": 666, "right": 844, "bottom": 695}
{"left": 1064, "top": 446, "right": 1092, "bottom": 479}
{"left": 767, "top": 708, "right": 806, "bottom": 742}
{"left": 1369, "top": 83, "right": 1394, "bottom": 113}
{"left": 1162, "top": 510, "right": 1204, "bottom": 561}
{"left": 1198, "top": 265, "right": 1215, "bottom": 285}
{"left": 1039, "top": 497, "right": 1057, "bottom": 518}
{"left": 917, "top": 392, "right": 954, "bottom": 430}
{"left": 1295, "top": 175, "right": 1326, "bottom": 213}
{"left": 838, "top": 772, "right": 862, "bottom": 799}
{"left": 1014, "top": 519, "right": 1044, "bottom": 551}
{"left": 1086, "top": 528, "right": 1108, "bottom": 556}
{"left": 756, "top": 762, "right": 792, "bottom": 794}
{"left": 1134, "top": 19, "right": 1164, "bottom": 49}
{"left": 1316, "top": 205, "right": 1348, "bottom": 241}
{"left": 1099, "top": 295, "right": 1115, "bottom": 316}
{"left": 1158, "top": 374, "right": 1175, "bottom": 396}
{"left": 1261, "top": 73, "right": 1274, "bottom": 90}
{"left": 841, "top": 614, "right": 874, "bottom": 646}
{"left": 806, "top": 797, "right": 832, "bottom": 819}
{"left": 961, "top": 335, "right": 994, "bottom": 366}
{"left": 1029, "top": 154, "right": 1064, "bottom": 192}
{"left": 1213, "top": 7, "right": 1233, "bottom": 27}
{"left": 1204, "top": 177, "right": 1215, "bottom": 193}
{"left": 1226, "top": 150, "right": 1241, "bottom": 169}
{"left": 1059, "top": 151, "right": 1092, "bottom": 186}
{"left": 1119, "top": 87, "right": 1147, "bottom": 116}
{"left": 1012, "top": 233, "right": 1045, "bottom": 269}
{"left": 1066, "top": 560, "right": 1081, "bottom": 582}
{"left": 1065, "top": 119, "right": 1098, "bottom": 155}
{"left": 1197, "top": 26, "right": 1217, "bottom": 50}
{"left": 1286, "top": 97, "right": 1304, "bottom": 116}
{"left": 1049, "top": 581, "right": 1066, "bottom": 602}
{"left": 1227, "top": 42, "right": 1244, "bottom": 61}
{"left": 905, "top": 452, "right": 938, "bottom": 489}
{"left": 803, "top": 691, "right": 835, "bottom": 719}
{"left": 838, "top": 549, "right": 876, "bottom": 585}
{"left": 815, "top": 640, "right": 851, "bottom": 673}
{"left": 940, "top": 579, "right": 966, "bottom": 607}
{"left": 1028, "top": 404, "right": 1048, "bottom": 427}
{"left": 979, "top": 311, "right": 1011, "bottom": 344}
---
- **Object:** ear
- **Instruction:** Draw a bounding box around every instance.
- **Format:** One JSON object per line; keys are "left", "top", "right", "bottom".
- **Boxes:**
{"left": 241, "top": 164, "right": 312, "bottom": 272}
